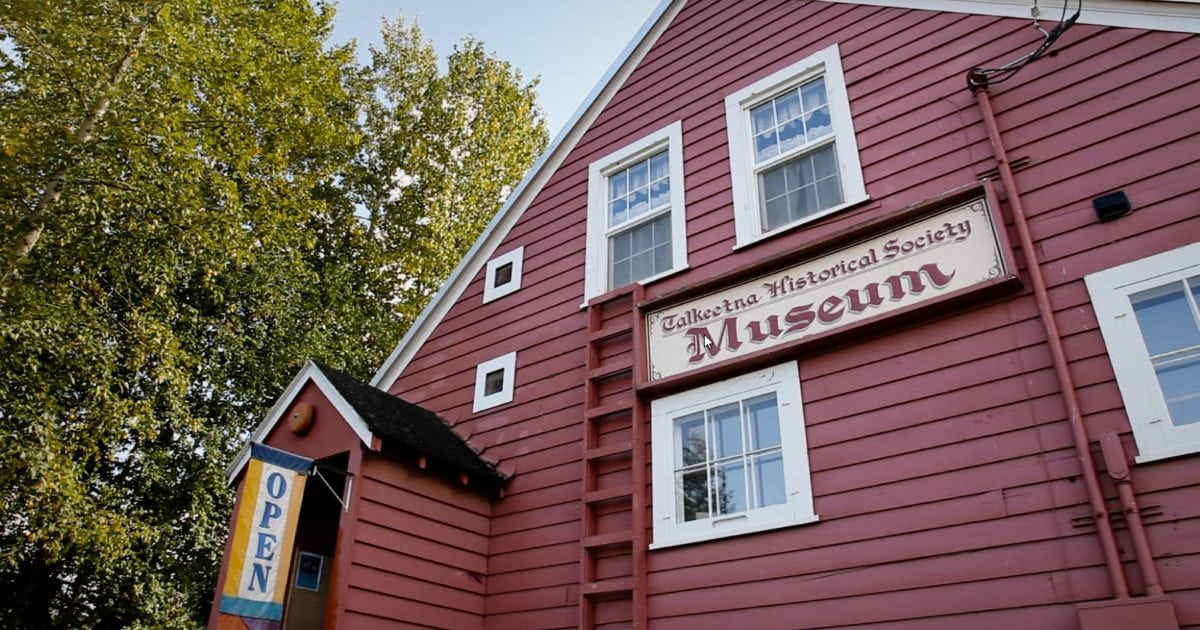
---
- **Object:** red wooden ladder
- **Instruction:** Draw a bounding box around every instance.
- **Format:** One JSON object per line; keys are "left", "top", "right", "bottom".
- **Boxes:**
{"left": 580, "top": 284, "right": 648, "bottom": 628}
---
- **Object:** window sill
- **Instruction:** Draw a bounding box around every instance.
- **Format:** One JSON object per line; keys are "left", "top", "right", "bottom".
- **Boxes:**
{"left": 649, "top": 512, "right": 819, "bottom": 550}
{"left": 1134, "top": 442, "right": 1200, "bottom": 464}
{"left": 732, "top": 193, "right": 871, "bottom": 252}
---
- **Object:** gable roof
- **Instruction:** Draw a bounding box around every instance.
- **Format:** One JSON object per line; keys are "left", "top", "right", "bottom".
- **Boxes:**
{"left": 227, "top": 360, "right": 505, "bottom": 487}
{"left": 369, "top": 0, "right": 1200, "bottom": 393}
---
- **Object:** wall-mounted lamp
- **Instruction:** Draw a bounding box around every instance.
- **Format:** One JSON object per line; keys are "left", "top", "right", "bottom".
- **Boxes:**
{"left": 1093, "top": 191, "right": 1132, "bottom": 223}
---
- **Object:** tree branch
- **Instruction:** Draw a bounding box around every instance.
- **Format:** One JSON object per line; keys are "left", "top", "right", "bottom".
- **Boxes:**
{"left": 1, "top": 3, "right": 165, "bottom": 285}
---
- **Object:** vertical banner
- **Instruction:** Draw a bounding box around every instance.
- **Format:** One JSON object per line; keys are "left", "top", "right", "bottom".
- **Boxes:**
{"left": 218, "top": 443, "right": 311, "bottom": 627}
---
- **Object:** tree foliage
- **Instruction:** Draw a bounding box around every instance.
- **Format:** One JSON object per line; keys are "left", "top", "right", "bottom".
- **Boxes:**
{"left": 0, "top": 2, "right": 546, "bottom": 627}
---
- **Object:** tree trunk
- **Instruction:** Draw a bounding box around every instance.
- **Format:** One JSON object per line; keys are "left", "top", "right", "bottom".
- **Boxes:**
{"left": 1, "top": 4, "right": 164, "bottom": 284}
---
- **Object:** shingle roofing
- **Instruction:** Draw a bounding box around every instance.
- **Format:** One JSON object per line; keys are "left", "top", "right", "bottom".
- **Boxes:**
{"left": 314, "top": 362, "right": 508, "bottom": 487}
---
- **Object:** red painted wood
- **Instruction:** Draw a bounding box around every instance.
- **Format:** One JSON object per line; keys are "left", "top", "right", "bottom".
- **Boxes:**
{"left": 377, "top": 0, "right": 1200, "bottom": 625}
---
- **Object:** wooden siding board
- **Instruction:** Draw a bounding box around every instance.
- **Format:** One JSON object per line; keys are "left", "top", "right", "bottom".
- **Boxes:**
{"left": 381, "top": 0, "right": 1200, "bottom": 625}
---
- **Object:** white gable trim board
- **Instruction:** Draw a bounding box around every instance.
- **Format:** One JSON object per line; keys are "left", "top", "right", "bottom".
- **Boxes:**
{"left": 225, "top": 361, "right": 375, "bottom": 485}
{"left": 367, "top": 0, "right": 1200, "bottom": 395}
{"left": 369, "top": 0, "right": 684, "bottom": 391}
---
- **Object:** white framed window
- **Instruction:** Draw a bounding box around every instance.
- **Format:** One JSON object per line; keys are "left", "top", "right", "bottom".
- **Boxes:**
{"left": 650, "top": 361, "right": 816, "bottom": 548}
{"left": 584, "top": 121, "right": 688, "bottom": 302}
{"left": 472, "top": 351, "right": 516, "bottom": 412}
{"left": 484, "top": 246, "right": 524, "bottom": 303}
{"left": 1086, "top": 241, "right": 1200, "bottom": 463}
{"left": 725, "top": 43, "right": 867, "bottom": 248}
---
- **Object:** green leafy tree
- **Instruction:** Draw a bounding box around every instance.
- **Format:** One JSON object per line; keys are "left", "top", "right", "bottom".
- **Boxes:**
{"left": 0, "top": 2, "right": 546, "bottom": 628}
{"left": 349, "top": 17, "right": 548, "bottom": 324}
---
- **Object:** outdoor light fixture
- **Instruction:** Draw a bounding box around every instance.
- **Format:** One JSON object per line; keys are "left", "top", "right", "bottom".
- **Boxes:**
{"left": 1094, "top": 190, "right": 1133, "bottom": 223}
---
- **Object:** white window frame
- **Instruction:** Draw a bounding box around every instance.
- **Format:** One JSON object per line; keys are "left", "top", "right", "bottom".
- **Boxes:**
{"left": 724, "top": 43, "right": 867, "bottom": 248}
{"left": 1085, "top": 241, "right": 1200, "bottom": 463}
{"left": 472, "top": 351, "right": 516, "bottom": 412}
{"left": 584, "top": 121, "right": 688, "bottom": 304}
{"left": 483, "top": 246, "right": 524, "bottom": 303}
{"left": 650, "top": 361, "right": 817, "bottom": 548}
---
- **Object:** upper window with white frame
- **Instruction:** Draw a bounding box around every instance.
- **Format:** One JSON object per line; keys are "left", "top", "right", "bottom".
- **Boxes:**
{"left": 650, "top": 361, "right": 817, "bottom": 548}
{"left": 484, "top": 246, "right": 524, "bottom": 303}
{"left": 724, "top": 43, "right": 867, "bottom": 247}
{"left": 585, "top": 121, "right": 687, "bottom": 302}
{"left": 1086, "top": 241, "right": 1200, "bottom": 463}
{"left": 472, "top": 351, "right": 516, "bottom": 413}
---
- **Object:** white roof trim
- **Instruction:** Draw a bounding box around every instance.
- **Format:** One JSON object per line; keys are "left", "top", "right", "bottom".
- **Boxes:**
{"left": 225, "top": 360, "right": 375, "bottom": 485}
{"left": 369, "top": 0, "right": 1200, "bottom": 394}
{"left": 369, "top": 0, "right": 684, "bottom": 391}
{"left": 828, "top": 0, "right": 1200, "bottom": 34}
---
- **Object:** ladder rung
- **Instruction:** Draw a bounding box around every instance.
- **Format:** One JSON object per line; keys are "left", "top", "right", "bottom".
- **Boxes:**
{"left": 589, "top": 323, "right": 633, "bottom": 343}
{"left": 588, "top": 356, "right": 633, "bottom": 380}
{"left": 585, "top": 400, "right": 633, "bottom": 420}
{"left": 583, "top": 441, "right": 633, "bottom": 461}
{"left": 582, "top": 485, "right": 634, "bottom": 505}
{"left": 582, "top": 530, "right": 633, "bottom": 549}
{"left": 582, "top": 577, "right": 635, "bottom": 597}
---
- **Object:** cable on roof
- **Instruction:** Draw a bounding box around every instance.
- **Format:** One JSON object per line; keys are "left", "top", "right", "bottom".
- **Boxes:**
{"left": 968, "top": 0, "right": 1082, "bottom": 89}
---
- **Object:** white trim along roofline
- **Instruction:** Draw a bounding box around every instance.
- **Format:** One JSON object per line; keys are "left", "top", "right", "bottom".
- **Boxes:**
{"left": 369, "top": 0, "right": 685, "bottom": 391}
{"left": 368, "top": 0, "right": 1200, "bottom": 393}
{"left": 226, "top": 360, "right": 375, "bottom": 485}
{"left": 831, "top": 0, "right": 1200, "bottom": 34}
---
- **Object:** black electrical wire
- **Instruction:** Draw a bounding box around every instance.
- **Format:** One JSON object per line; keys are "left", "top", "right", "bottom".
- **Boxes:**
{"left": 968, "top": 0, "right": 1082, "bottom": 89}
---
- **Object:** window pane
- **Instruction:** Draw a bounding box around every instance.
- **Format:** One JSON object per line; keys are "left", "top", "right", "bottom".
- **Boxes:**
{"left": 654, "top": 242, "right": 672, "bottom": 273}
{"left": 752, "top": 452, "right": 786, "bottom": 508}
{"left": 709, "top": 403, "right": 743, "bottom": 458}
{"left": 608, "top": 197, "right": 627, "bottom": 227}
{"left": 1132, "top": 282, "right": 1200, "bottom": 356}
{"left": 762, "top": 166, "right": 789, "bottom": 200}
{"left": 747, "top": 394, "right": 780, "bottom": 449}
{"left": 774, "top": 90, "right": 802, "bottom": 124}
{"left": 755, "top": 130, "right": 778, "bottom": 163}
{"left": 777, "top": 118, "right": 804, "bottom": 154}
{"left": 1156, "top": 353, "right": 1200, "bottom": 426}
{"left": 816, "top": 170, "right": 842, "bottom": 210}
{"left": 628, "top": 160, "right": 649, "bottom": 190}
{"left": 801, "top": 77, "right": 827, "bottom": 110}
{"left": 764, "top": 196, "right": 789, "bottom": 232}
{"left": 716, "top": 461, "right": 747, "bottom": 515}
{"left": 649, "top": 151, "right": 670, "bottom": 181}
{"left": 484, "top": 369, "right": 505, "bottom": 396}
{"left": 804, "top": 105, "right": 832, "bottom": 141}
{"left": 813, "top": 144, "right": 838, "bottom": 179}
{"left": 627, "top": 187, "right": 649, "bottom": 220}
{"left": 650, "top": 179, "right": 670, "bottom": 210}
{"left": 677, "top": 413, "right": 706, "bottom": 466}
{"left": 679, "top": 469, "right": 710, "bottom": 522}
{"left": 493, "top": 262, "right": 513, "bottom": 288}
{"left": 608, "top": 170, "right": 627, "bottom": 199}
{"left": 631, "top": 250, "right": 655, "bottom": 282}
{"left": 751, "top": 101, "right": 776, "bottom": 134}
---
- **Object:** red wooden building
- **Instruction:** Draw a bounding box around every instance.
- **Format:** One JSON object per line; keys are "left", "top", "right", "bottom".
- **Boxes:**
{"left": 212, "top": 0, "right": 1200, "bottom": 627}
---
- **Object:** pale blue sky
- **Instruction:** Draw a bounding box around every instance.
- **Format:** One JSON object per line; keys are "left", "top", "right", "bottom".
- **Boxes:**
{"left": 328, "top": 1, "right": 662, "bottom": 136}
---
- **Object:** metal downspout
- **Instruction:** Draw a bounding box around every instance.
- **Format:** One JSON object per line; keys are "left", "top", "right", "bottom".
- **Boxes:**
{"left": 969, "top": 81, "right": 1132, "bottom": 599}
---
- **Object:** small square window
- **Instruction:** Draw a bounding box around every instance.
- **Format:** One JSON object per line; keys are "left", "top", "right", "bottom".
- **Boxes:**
{"left": 1086, "top": 241, "right": 1200, "bottom": 462}
{"left": 484, "top": 246, "right": 524, "bottom": 303}
{"left": 585, "top": 122, "right": 688, "bottom": 303}
{"left": 651, "top": 361, "right": 816, "bottom": 548}
{"left": 725, "top": 44, "right": 867, "bottom": 247}
{"left": 473, "top": 351, "right": 516, "bottom": 412}
{"left": 483, "top": 368, "right": 505, "bottom": 396}
{"left": 493, "top": 262, "right": 513, "bottom": 288}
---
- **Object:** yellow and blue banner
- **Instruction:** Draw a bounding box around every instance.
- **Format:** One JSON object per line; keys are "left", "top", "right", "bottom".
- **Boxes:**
{"left": 219, "top": 443, "right": 311, "bottom": 625}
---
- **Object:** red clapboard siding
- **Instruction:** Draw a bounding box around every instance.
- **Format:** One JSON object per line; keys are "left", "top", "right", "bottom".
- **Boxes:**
{"left": 382, "top": 0, "right": 1200, "bottom": 625}
{"left": 340, "top": 456, "right": 489, "bottom": 626}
